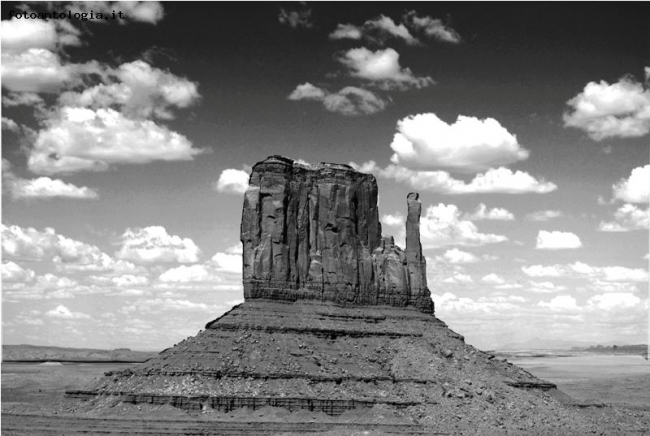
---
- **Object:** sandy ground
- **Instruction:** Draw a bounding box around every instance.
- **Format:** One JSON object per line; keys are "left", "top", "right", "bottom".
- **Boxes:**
{"left": 2, "top": 356, "right": 650, "bottom": 435}
{"left": 510, "top": 354, "right": 650, "bottom": 410}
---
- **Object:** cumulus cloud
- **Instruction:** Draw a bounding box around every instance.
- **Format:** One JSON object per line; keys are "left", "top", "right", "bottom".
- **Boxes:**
{"left": 464, "top": 203, "right": 514, "bottom": 221}
{"left": 442, "top": 272, "right": 473, "bottom": 284}
{"left": 6, "top": 175, "right": 98, "bottom": 200}
{"left": 481, "top": 273, "right": 506, "bottom": 285}
{"left": 535, "top": 230, "right": 582, "bottom": 250}
{"left": 1, "top": 261, "right": 36, "bottom": 282}
{"left": 2, "top": 91, "right": 44, "bottom": 107}
{"left": 338, "top": 48, "right": 433, "bottom": 91}
{"left": 2, "top": 117, "right": 20, "bottom": 132}
{"left": 389, "top": 114, "right": 529, "bottom": 171}
{"left": 159, "top": 264, "right": 220, "bottom": 283}
{"left": 521, "top": 264, "right": 564, "bottom": 277}
{"left": 330, "top": 24, "right": 363, "bottom": 40}
{"left": 330, "top": 15, "right": 417, "bottom": 45}
{"left": 0, "top": 18, "right": 82, "bottom": 93}
{"left": 526, "top": 281, "right": 567, "bottom": 293}
{"left": 28, "top": 107, "right": 202, "bottom": 175}
{"left": 59, "top": 60, "right": 200, "bottom": 120}
{"left": 1, "top": 224, "right": 142, "bottom": 274}
{"left": 419, "top": 203, "right": 508, "bottom": 248}
{"left": 211, "top": 252, "right": 242, "bottom": 274}
{"left": 587, "top": 292, "right": 641, "bottom": 311}
{"left": 381, "top": 213, "right": 405, "bottom": 227}
{"left": 525, "top": 210, "right": 563, "bottom": 221}
{"left": 599, "top": 203, "right": 649, "bottom": 232}
{"left": 537, "top": 295, "right": 579, "bottom": 312}
{"left": 522, "top": 261, "right": 648, "bottom": 282}
{"left": 288, "top": 83, "right": 388, "bottom": 116}
{"left": 403, "top": 11, "right": 461, "bottom": 44}
{"left": 369, "top": 164, "right": 556, "bottom": 195}
{"left": 441, "top": 248, "right": 480, "bottom": 264}
{"left": 116, "top": 226, "right": 201, "bottom": 264}
{"left": 44, "top": 305, "right": 78, "bottom": 318}
{"left": 612, "top": 165, "right": 649, "bottom": 204}
{"left": 215, "top": 168, "right": 250, "bottom": 194}
{"left": 329, "top": 12, "right": 460, "bottom": 45}
{"left": 278, "top": 7, "right": 313, "bottom": 29}
{"left": 46, "top": 304, "right": 90, "bottom": 319}
{"left": 1, "top": 48, "right": 74, "bottom": 93}
{"left": 563, "top": 72, "right": 650, "bottom": 140}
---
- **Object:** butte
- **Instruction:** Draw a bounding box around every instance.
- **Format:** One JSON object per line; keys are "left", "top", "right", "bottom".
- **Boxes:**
{"left": 68, "top": 156, "right": 605, "bottom": 433}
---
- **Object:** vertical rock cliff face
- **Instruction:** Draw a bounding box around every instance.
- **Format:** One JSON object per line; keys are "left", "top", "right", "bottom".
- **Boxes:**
{"left": 241, "top": 155, "right": 433, "bottom": 313}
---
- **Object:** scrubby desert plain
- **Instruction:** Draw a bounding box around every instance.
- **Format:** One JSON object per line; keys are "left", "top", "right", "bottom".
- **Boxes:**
{"left": 2, "top": 348, "right": 650, "bottom": 435}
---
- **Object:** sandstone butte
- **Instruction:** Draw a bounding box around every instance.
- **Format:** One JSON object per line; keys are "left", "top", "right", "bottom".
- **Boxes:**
{"left": 67, "top": 156, "right": 616, "bottom": 434}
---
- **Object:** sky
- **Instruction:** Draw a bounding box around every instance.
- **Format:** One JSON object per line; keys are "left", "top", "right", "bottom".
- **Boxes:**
{"left": 1, "top": 2, "right": 648, "bottom": 351}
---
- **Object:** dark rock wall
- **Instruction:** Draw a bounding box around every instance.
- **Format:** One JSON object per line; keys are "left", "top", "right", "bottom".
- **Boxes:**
{"left": 241, "top": 156, "right": 433, "bottom": 313}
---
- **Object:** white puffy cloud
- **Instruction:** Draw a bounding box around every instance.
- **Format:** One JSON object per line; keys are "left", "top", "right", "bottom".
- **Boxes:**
{"left": 535, "top": 230, "right": 582, "bottom": 250}
{"left": 215, "top": 168, "right": 250, "bottom": 194}
{"left": 116, "top": 226, "right": 201, "bottom": 264}
{"left": 1, "top": 48, "right": 74, "bottom": 93}
{"left": 376, "top": 164, "right": 556, "bottom": 195}
{"left": 419, "top": 203, "right": 508, "bottom": 248}
{"left": 28, "top": 107, "right": 202, "bottom": 175}
{"left": 329, "top": 24, "right": 363, "bottom": 40}
{"left": 1, "top": 18, "right": 60, "bottom": 53}
{"left": 159, "top": 264, "right": 220, "bottom": 283}
{"left": 525, "top": 210, "right": 563, "bottom": 221}
{"left": 403, "top": 11, "right": 461, "bottom": 44}
{"left": 338, "top": 48, "right": 433, "bottom": 91}
{"left": 59, "top": 60, "right": 200, "bottom": 120}
{"left": 211, "top": 252, "right": 242, "bottom": 274}
{"left": 35, "top": 273, "right": 78, "bottom": 289}
{"left": 278, "top": 7, "right": 313, "bottom": 29}
{"left": 2, "top": 92, "right": 44, "bottom": 107}
{"left": 587, "top": 292, "right": 641, "bottom": 311}
{"left": 0, "top": 18, "right": 82, "bottom": 93}
{"left": 7, "top": 176, "right": 98, "bottom": 200}
{"left": 2, "top": 117, "right": 20, "bottom": 132}
{"left": 481, "top": 273, "right": 506, "bottom": 285}
{"left": 1, "top": 261, "right": 36, "bottom": 282}
{"left": 612, "top": 165, "right": 650, "bottom": 204}
{"left": 442, "top": 272, "right": 473, "bottom": 284}
{"left": 464, "top": 203, "right": 514, "bottom": 221}
{"left": 46, "top": 304, "right": 90, "bottom": 319}
{"left": 523, "top": 261, "right": 648, "bottom": 283}
{"left": 381, "top": 213, "right": 404, "bottom": 227}
{"left": 526, "top": 281, "right": 567, "bottom": 293}
{"left": 563, "top": 73, "right": 650, "bottom": 140}
{"left": 521, "top": 264, "right": 564, "bottom": 277}
{"left": 329, "top": 12, "right": 460, "bottom": 45}
{"left": 389, "top": 114, "right": 529, "bottom": 171}
{"left": 441, "top": 248, "right": 480, "bottom": 264}
{"left": 288, "top": 83, "right": 388, "bottom": 116}
{"left": 599, "top": 203, "right": 649, "bottom": 232}
{"left": 329, "top": 16, "right": 417, "bottom": 45}
{"left": 1, "top": 224, "right": 143, "bottom": 274}
{"left": 537, "top": 295, "right": 579, "bottom": 312}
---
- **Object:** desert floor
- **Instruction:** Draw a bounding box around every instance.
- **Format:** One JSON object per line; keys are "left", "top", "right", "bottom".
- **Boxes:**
{"left": 2, "top": 355, "right": 649, "bottom": 435}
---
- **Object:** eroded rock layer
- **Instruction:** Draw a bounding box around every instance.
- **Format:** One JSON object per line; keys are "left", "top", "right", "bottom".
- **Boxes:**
{"left": 241, "top": 156, "right": 432, "bottom": 313}
{"left": 72, "top": 300, "right": 553, "bottom": 415}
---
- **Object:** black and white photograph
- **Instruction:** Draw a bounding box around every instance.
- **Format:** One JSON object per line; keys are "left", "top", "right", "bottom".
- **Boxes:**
{"left": 1, "top": 1, "right": 649, "bottom": 434}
